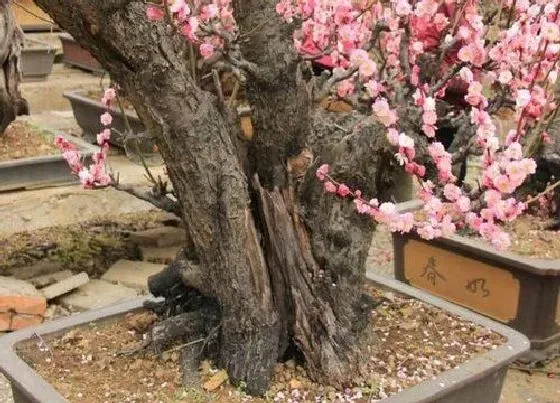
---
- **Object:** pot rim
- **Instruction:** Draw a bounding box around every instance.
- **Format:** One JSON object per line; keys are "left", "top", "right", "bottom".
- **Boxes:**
{"left": 0, "top": 275, "right": 529, "bottom": 403}
{"left": 0, "top": 130, "right": 98, "bottom": 169}
{"left": 395, "top": 200, "right": 560, "bottom": 276}
{"left": 63, "top": 90, "right": 139, "bottom": 120}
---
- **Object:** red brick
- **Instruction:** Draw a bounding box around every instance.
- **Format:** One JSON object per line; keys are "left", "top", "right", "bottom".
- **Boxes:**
{"left": 0, "top": 295, "right": 47, "bottom": 316}
{"left": 0, "top": 311, "right": 44, "bottom": 331}
{"left": 0, "top": 276, "right": 47, "bottom": 316}
{"left": 0, "top": 312, "right": 12, "bottom": 331}
{"left": 11, "top": 313, "right": 44, "bottom": 330}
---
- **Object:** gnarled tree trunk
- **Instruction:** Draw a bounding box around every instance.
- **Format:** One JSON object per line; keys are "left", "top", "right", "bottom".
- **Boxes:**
{"left": 0, "top": 1, "right": 28, "bottom": 134}
{"left": 36, "top": 0, "right": 398, "bottom": 395}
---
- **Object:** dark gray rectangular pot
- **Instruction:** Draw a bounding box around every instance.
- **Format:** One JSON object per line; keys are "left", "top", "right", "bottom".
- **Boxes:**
{"left": 58, "top": 33, "right": 103, "bottom": 74}
{"left": 0, "top": 275, "right": 528, "bottom": 403}
{"left": 64, "top": 90, "right": 145, "bottom": 148}
{"left": 393, "top": 202, "right": 560, "bottom": 361}
{"left": 21, "top": 39, "right": 56, "bottom": 81}
{"left": 0, "top": 131, "right": 98, "bottom": 192}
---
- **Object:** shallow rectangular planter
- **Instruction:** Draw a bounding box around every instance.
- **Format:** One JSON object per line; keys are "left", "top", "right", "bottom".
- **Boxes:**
{"left": 59, "top": 33, "right": 103, "bottom": 74}
{"left": 21, "top": 39, "right": 56, "bottom": 81}
{"left": 64, "top": 90, "right": 145, "bottom": 148}
{"left": 0, "top": 275, "right": 529, "bottom": 403}
{"left": 0, "top": 131, "right": 97, "bottom": 192}
{"left": 393, "top": 204, "right": 560, "bottom": 360}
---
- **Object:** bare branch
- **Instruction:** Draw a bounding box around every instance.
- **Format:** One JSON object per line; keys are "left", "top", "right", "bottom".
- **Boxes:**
{"left": 452, "top": 135, "right": 479, "bottom": 164}
{"left": 399, "top": 24, "right": 411, "bottom": 80}
{"left": 314, "top": 67, "right": 357, "bottom": 101}
{"left": 429, "top": 62, "right": 467, "bottom": 96}
{"left": 206, "top": 60, "right": 248, "bottom": 83}
{"left": 199, "top": 24, "right": 260, "bottom": 79}
{"left": 226, "top": 54, "right": 260, "bottom": 77}
{"left": 111, "top": 181, "right": 180, "bottom": 216}
{"left": 212, "top": 69, "right": 225, "bottom": 105}
{"left": 526, "top": 179, "right": 560, "bottom": 204}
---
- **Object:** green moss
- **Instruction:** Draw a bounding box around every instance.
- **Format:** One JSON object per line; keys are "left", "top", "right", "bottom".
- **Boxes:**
{"left": 0, "top": 210, "right": 171, "bottom": 277}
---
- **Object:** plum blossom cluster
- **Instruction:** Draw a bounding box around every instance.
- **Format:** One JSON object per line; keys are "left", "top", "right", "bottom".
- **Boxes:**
{"left": 54, "top": 88, "right": 115, "bottom": 188}
{"left": 285, "top": 0, "right": 560, "bottom": 250}
{"left": 147, "top": 0, "right": 236, "bottom": 59}
{"left": 140, "top": 1, "right": 560, "bottom": 250}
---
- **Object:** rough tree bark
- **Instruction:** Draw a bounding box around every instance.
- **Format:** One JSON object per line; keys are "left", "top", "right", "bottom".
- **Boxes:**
{"left": 0, "top": 1, "right": 28, "bottom": 134}
{"left": 36, "top": 0, "right": 398, "bottom": 394}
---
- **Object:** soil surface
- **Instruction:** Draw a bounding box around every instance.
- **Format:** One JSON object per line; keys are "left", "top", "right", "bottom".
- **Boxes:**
{"left": 415, "top": 206, "right": 560, "bottom": 259}
{"left": 461, "top": 214, "right": 560, "bottom": 259}
{"left": 0, "top": 121, "right": 60, "bottom": 161}
{"left": 18, "top": 287, "right": 505, "bottom": 402}
{"left": 0, "top": 210, "right": 173, "bottom": 278}
{"left": 504, "top": 215, "right": 560, "bottom": 260}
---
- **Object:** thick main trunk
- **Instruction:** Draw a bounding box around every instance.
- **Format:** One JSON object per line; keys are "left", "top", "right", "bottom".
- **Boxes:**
{"left": 0, "top": 3, "right": 28, "bottom": 134}
{"left": 235, "top": 0, "right": 395, "bottom": 384}
{"left": 36, "top": 0, "right": 397, "bottom": 394}
{"left": 37, "top": 0, "right": 281, "bottom": 393}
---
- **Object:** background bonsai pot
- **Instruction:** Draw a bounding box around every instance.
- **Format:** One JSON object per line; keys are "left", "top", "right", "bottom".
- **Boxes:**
{"left": 63, "top": 90, "right": 145, "bottom": 148}
{"left": 59, "top": 33, "right": 103, "bottom": 74}
{"left": 21, "top": 38, "right": 56, "bottom": 81}
{"left": 11, "top": 0, "right": 58, "bottom": 32}
{"left": 0, "top": 131, "right": 97, "bottom": 192}
{"left": 393, "top": 202, "right": 560, "bottom": 360}
{"left": 0, "top": 275, "right": 528, "bottom": 403}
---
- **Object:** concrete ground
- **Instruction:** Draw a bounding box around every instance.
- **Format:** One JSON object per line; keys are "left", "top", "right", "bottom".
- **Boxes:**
{"left": 501, "top": 366, "right": 560, "bottom": 403}
{"left": 20, "top": 63, "right": 102, "bottom": 113}
{"left": 0, "top": 154, "right": 166, "bottom": 235}
{"left": 0, "top": 377, "right": 10, "bottom": 403}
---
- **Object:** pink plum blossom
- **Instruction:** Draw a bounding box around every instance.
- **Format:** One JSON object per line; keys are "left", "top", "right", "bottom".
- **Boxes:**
{"left": 200, "top": 43, "right": 215, "bottom": 59}
{"left": 100, "top": 112, "right": 112, "bottom": 126}
{"left": 146, "top": 6, "right": 164, "bottom": 21}
{"left": 372, "top": 98, "right": 397, "bottom": 127}
{"left": 129, "top": 0, "right": 560, "bottom": 252}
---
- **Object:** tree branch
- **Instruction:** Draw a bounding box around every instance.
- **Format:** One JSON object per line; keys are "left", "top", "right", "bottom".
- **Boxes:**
{"left": 111, "top": 181, "right": 181, "bottom": 216}
{"left": 399, "top": 24, "right": 412, "bottom": 80}
{"left": 314, "top": 67, "right": 357, "bottom": 101}
{"left": 429, "top": 62, "right": 467, "bottom": 96}
{"left": 200, "top": 24, "right": 261, "bottom": 79}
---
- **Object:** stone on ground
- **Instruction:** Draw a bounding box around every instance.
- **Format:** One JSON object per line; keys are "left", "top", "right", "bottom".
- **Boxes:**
{"left": 29, "top": 270, "right": 73, "bottom": 288}
{"left": 0, "top": 276, "right": 46, "bottom": 331}
{"left": 140, "top": 245, "right": 181, "bottom": 264}
{"left": 59, "top": 279, "right": 138, "bottom": 311}
{"left": 203, "top": 370, "right": 229, "bottom": 391}
{"left": 40, "top": 273, "right": 89, "bottom": 300}
{"left": 6, "top": 260, "right": 64, "bottom": 280}
{"left": 102, "top": 259, "right": 165, "bottom": 292}
{"left": 128, "top": 227, "right": 186, "bottom": 248}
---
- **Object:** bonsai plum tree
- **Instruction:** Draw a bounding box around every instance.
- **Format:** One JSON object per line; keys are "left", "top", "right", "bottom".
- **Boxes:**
{"left": 39, "top": 0, "right": 560, "bottom": 395}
